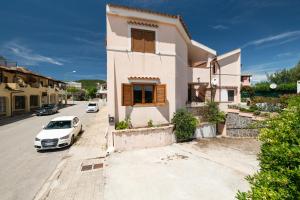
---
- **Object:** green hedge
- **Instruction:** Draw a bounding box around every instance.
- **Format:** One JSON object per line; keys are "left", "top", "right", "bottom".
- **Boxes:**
{"left": 236, "top": 96, "right": 300, "bottom": 199}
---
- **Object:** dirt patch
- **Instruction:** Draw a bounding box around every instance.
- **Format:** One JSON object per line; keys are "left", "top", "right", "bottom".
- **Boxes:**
{"left": 161, "top": 153, "right": 189, "bottom": 161}
{"left": 195, "top": 138, "right": 261, "bottom": 155}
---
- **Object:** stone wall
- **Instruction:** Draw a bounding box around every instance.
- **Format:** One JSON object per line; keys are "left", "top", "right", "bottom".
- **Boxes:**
{"left": 112, "top": 125, "right": 175, "bottom": 151}
{"left": 226, "top": 112, "right": 259, "bottom": 137}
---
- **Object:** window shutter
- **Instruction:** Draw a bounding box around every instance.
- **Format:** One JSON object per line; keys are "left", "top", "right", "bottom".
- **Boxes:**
{"left": 131, "top": 29, "right": 144, "bottom": 53}
{"left": 144, "top": 30, "right": 155, "bottom": 53}
{"left": 122, "top": 84, "right": 133, "bottom": 106}
{"left": 155, "top": 84, "right": 166, "bottom": 105}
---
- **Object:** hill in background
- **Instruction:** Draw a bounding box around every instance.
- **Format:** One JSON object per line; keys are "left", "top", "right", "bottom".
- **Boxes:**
{"left": 76, "top": 79, "right": 106, "bottom": 89}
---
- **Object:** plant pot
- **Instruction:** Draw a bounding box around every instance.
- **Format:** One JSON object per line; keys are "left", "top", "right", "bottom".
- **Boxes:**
{"left": 194, "top": 123, "right": 216, "bottom": 138}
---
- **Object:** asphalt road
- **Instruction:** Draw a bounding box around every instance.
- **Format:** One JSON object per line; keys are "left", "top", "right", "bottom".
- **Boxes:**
{"left": 0, "top": 101, "right": 98, "bottom": 200}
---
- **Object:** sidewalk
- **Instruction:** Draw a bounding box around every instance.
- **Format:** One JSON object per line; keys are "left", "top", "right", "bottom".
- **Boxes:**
{"left": 34, "top": 106, "right": 108, "bottom": 200}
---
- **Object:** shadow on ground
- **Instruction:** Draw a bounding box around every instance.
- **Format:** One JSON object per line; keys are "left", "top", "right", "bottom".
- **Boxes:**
{"left": 0, "top": 104, "right": 75, "bottom": 126}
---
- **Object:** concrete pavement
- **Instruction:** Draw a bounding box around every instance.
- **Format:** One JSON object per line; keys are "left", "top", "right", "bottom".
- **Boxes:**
{"left": 104, "top": 139, "right": 259, "bottom": 200}
{"left": 34, "top": 106, "right": 108, "bottom": 200}
{"left": 0, "top": 101, "right": 98, "bottom": 200}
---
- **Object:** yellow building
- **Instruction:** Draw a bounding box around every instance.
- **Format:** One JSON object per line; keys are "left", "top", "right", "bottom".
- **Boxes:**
{"left": 0, "top": 66, "right": 66, "bottom": 118}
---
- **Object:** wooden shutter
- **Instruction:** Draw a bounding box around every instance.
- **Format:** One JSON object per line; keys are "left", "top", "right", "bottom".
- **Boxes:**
{"left": 122, "top": 84, "right": 133, "bottom": 106}
{"left": 155, "top": 84, "right": 166, "bottom": 105}
{"left": 131, "top": 29, "right": 144, "bottom": 53}
{"left": 144, "top": 30, "right": 155, "bottom": 53}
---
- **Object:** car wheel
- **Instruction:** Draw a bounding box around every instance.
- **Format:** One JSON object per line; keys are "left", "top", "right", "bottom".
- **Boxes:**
{"left": 80, "top": 125, "right": 83, "bottom": 133}
{"left": 70, "top": 135, "right": 75, "bottom": 146}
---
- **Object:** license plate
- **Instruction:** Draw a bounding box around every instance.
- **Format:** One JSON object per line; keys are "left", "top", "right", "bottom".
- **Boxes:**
{"left": 44, "top": 142, "right": 55, "bottom": 146}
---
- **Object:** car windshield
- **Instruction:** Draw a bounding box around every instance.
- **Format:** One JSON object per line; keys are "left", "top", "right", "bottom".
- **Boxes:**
{"left": 45, "top": 120, "right": 71, "bottom": 129}
{"left": 88, "top": 103, "right": 97, "bottom": 106}
{"left": 43, "top": 104, "right": 54, "bottom": 109}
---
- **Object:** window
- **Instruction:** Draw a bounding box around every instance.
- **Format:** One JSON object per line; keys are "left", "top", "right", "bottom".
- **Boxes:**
{"left": 228, "top": 90, "right": 234, "bottom": 102}
{"left": 122, "top": 84, "right": 166, "bottom": 106}
{"left": 3, "top": 76, "right": 8, "bottom": 83}
{"left": 131, "top": 28, "right": 155, "bottom": 53}
{"left": 213, "top": 65, "right": 217, "bottom": 74}
{"left": 30, "top": 95, "right": 39, "bottom": 107}
{"left": 133, "top": 85, "right": 154, "bottom": 104}
{"left": 15, "top": 96, "right": 25, "bottom": 110}
{"left": 133, "top": 85, "right": 143, "bottom": 104}
{"left": 0, "top": 97, "right": 6, "bottom": 114}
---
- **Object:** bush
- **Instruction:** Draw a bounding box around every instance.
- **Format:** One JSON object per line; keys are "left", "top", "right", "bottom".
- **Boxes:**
{"left": 172, "top": 109, "right": 198, "bottom": 141}
{"left": 205, "top": 101, "right": 225, "bottom": 123}
{"left": 147, "top": 119, "right": 153, "bottom": 127}
{"left": 115, "top": 118, "right": 131, "bottom": 130}
{"left": 236, "top": 96, "right": 300, "bottom": 200}
{"left": 253, "top": 111, "right": 261, "bottom": 116}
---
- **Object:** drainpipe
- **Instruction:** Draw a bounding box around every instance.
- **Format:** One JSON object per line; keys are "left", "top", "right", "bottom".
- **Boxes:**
{"left": 209, "top": 61, "right": 212, "bottom": 102}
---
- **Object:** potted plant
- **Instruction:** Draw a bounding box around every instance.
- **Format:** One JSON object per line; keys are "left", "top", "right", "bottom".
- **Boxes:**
{"left": 197, "top": 101, "right": 225, "bottom": 138}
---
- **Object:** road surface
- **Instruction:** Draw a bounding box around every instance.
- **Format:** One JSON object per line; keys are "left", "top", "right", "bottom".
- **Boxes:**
{"left": 0, "top": 101, "right": 99, "bottom": 200}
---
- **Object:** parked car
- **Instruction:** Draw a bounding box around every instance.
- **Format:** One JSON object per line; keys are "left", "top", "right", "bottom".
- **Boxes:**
{"left": 36, "top": 104, "right": 58, "bottom": 116}
{"left": 86, "top": 102, "right": 99, "bottom": 113}
{"left": 34, "top": 116, "right": 82, "bottom": 151}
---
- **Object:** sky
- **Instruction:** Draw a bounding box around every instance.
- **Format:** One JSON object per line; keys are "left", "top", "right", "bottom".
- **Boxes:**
{"left": 0, "top": 0, "right": 300, "bottom": 82}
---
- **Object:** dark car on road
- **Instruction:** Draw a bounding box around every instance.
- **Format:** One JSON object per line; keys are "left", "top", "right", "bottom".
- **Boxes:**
{"left": 36, "top": 104, "right": 59, "bottom": 116}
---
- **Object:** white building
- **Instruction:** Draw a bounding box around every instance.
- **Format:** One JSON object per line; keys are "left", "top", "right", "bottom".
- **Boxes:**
{"left": 66, "top": 81, "right": 82, "bottom": 89}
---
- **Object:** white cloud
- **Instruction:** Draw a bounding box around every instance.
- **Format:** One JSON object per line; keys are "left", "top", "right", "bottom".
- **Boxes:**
{"left": 4, "top": 41, "right": 63, "bottom": 66}
{"left": 211, "top": 25, "right": 228, "bottom": 30}
{"left": 242, "top": 30, "right": 300, "bottom": 48}
{"left": 251, "top": 74, "right": 267, "bottom": 83}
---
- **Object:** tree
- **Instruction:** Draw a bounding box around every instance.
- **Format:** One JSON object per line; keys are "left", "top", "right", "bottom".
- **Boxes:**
{"left": 236, "top": 96, "right": 300, "bottom": 200}
{"left": 86, "top": 87, "right": 97, "bottom": 99}
{"left": 67, "top": 87, "right": 80, "bottom": 102}
{"left": 267, "top": 61, "right": 300, "bottom": 84}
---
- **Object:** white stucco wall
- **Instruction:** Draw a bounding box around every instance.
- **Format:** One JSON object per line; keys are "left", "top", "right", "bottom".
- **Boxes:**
{"left": 106, "top": 8, "right": 242, "bottom": 126}
{"left": 107, "top": 14, "right": 180, "bottom": 127}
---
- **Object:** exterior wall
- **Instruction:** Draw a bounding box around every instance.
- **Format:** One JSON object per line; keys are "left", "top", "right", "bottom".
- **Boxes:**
{"left": 107, "top": 14, "right": 180, "bottom": 127}
{"left": 214, "top": 52, "right": 241, "bottom": 111}
{"left": 175, "top": 30, "right": 188, "bottom": 110}
{"left": 0, "top": 82, "right": 65, "bottom": 117}
{"left": 107, "top": 9, "right": 242, "bottom": 127}
{"left": 241, "top": 76, "right": 251, "bottom": 86}
{"left": 113, "top": 125, "right": 175, "bottom": 151}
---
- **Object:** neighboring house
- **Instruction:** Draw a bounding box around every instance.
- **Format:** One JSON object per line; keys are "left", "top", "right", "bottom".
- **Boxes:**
{"left": 0, "top": 65, "right": 66, "bottom": 118}
{"left": 241, "top": 74, "right": 252, "bottom": 86}
{"left": 66, "top": 81, "right": 82, "bottom": 89}
{"left": 106, "top": 4, "right": 242, "bottom": 127}
{"left": 97, "top": 83, "right": 107, "bottom": 101}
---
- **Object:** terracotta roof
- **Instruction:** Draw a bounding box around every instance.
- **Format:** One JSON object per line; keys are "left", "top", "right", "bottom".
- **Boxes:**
{"left": 107, "top": 4, "right": 191, "bottom": 39}
{"left": 0, "top": 66, "right": 65, "bottom": 84}
{"left": 128, "top": 19, "right": 159, "bottom": 28}
{"left": 128, "top": 76, "right": 160, "bottom": 80}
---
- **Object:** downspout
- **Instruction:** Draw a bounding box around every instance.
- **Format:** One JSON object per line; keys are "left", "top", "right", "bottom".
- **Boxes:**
{"left": 209, "top": 60, "right": 212, "bottom": 102}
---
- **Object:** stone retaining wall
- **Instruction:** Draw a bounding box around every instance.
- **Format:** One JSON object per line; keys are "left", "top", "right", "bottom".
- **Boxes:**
{"left": 112, "top": 125, "right": 175, "bottom": 151}
{"left": 226, "top": 112, "right": 259, "bottom": 137}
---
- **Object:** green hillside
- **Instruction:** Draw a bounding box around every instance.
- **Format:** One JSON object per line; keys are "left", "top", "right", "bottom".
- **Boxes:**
{"left": 76, "top": 79, "right": 106, "bottom": 89}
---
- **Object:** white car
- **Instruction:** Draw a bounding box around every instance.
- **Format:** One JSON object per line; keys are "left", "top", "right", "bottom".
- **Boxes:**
{"left": 34, "top": 116, "right": 82, "bottom": 150}
{"left": 86, "top": 102, "right": 99, "bottom": 113}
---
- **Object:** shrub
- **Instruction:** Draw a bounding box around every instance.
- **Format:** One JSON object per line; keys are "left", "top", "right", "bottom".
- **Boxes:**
{"left": 236, "top": 96, "right": 300, "bottom": 200}
{"left": 172, "top": 109, "right": 198, "bottom": 141}
{"left": 147, "top": 119, "right": 153, "bottom": 127}
{"left": 205, "top": 101, "right": 225, "bottom": 124}
{"left": 253, "top": 111, "right": 261, "bottom": 116}
{"left": 241, "top": 86, "right": 255, "bottom": 99}
{"left": 115, "top": 117, "right": 131, "bottom": 130}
